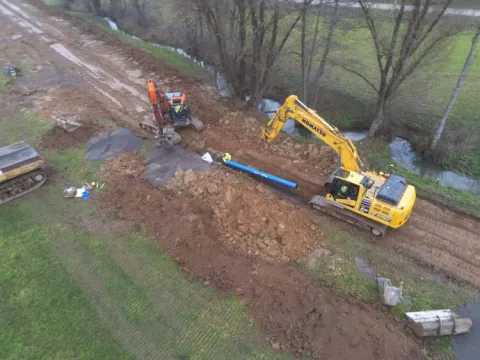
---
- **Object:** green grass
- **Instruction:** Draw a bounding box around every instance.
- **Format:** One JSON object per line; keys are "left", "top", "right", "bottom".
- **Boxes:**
{"left": 0, "top": 205, "right": 129, "bottom": 360}
{"left": 276, "top": 11, "right": 480, "bottom": 178}
{"left": 73, "top": 13, "right": 212, "bottom": 82}
{"left": 43, "top": 0, "right": 61, "bottom": 6}
{"left": 358, "top": 137, "right": 480, "bottom": 218}
{"left": 0, "top": 73, "right": 12, "bottom": 92}
{"left": 0, "top": 113, "right": 51, "bottom": 145}
{"left": 308, "top": 214, "right": 479, "bottom": 358}
{"left": 1, "top": 145, "right": 291, "bottom": 360}
{"left": 310, "top": 215, "right": 479, "bottom": 311}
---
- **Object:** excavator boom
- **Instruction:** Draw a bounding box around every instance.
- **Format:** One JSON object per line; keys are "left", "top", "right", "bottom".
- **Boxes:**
{"left": 261, "top": 95, "right": 363, "bottom": 173}
{"left": 261, "top": 95, "right": 416, "bottom": 235}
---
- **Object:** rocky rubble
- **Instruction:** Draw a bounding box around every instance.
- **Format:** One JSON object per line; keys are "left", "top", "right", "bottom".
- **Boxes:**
{"left": 99, "top": 152, "right": 146, "bottom": 183}
{"left": 216, "top": 112, "right": 340, "bottom": 171}
{"left": 164, "top": 168, "right": 322, "bottom": 261}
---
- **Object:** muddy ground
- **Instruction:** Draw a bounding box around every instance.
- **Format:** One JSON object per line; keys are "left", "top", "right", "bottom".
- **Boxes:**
{"left": 96, "top": 156, "right": 423, "bottom": 359}
{"left": 1, "top": 0, "right": 479, "bottom": 357}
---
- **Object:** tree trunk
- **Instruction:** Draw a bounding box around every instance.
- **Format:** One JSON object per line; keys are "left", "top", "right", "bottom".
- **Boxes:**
{"left": 311, "top": 0, "right": 339, "bottom": 108}
{"left": 430, "top": 25, "right": 480, "bottom": 152}
{"left": 61, "top": 0, "right": 72, "bottom": 10}
{"left": 92, "top": 0, "right": 101, "bottom": 15}
{"left": 369, "top": 96, "right": 386, "bottom": 136}
{"left": 301, "top": 0, "right": 308, "bottom": 101}
{"left": 237, "top": 0, "right": 247, "bottom": 98}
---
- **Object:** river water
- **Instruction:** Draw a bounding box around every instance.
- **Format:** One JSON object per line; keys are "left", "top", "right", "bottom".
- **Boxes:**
{"left": 103, "top": 18, "right": 479, "bottom": 196}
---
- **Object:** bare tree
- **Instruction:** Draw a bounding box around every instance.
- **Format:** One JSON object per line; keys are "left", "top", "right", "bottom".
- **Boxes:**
{"left": 342, "top": 0, "right": 455, "bottom": 136}
{"left": 299, "top": 0, "right": 340, "bottom": 108}
{"left": 197, "top": 0, "right": 312, "bottom": 104}
{"left": 132, "top": 0, "right": 148, "bottom": 27}
{"left": 61, "top": 0, "right": 73, "bottom": 10}
{"left": 430, "top": 24, "right": 480, "bottom": 152}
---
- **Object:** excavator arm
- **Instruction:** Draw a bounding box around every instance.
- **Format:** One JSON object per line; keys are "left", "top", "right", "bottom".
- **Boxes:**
{"left": 147, "top": 79, "right": 165, "bottom": 129}
{"left": 261, "top": 95, "right": 363, "bottom": 172}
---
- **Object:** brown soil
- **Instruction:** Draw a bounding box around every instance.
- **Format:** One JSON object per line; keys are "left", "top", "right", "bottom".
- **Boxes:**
{"left": 40, "top": 125, "right": 98, "bottom": 150}
{"left": 36, "top": 86, "right": 111, "bottom": 150}
{"left": 99, "top": 152, "right": 146, "bottom": 183}
{"left": 164, "top": 168, "right": 321, "bottom": 261}
{"left": 95, "top": 160, "right": 423, "bottom": 359}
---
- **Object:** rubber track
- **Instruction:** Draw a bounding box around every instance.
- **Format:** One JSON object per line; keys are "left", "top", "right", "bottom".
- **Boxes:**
{"left": 0, "top": 169, "right": 46, "bottom": 205}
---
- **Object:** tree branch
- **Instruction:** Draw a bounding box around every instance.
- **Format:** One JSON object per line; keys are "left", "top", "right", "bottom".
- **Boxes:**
{"left": 336, "top": 64, "right": 379, "bottom": 94}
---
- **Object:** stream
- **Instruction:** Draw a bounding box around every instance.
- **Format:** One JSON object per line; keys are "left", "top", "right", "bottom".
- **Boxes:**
{"left": 103, "top": 18, "right": 480, "bottom": 196}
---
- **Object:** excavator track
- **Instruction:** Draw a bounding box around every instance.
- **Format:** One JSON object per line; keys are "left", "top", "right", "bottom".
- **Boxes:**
{"left": 309, "top": 195, "right": 387, "bottom": 236}
{"left": 0, "top": 169, "right": 46, "bottom": 205}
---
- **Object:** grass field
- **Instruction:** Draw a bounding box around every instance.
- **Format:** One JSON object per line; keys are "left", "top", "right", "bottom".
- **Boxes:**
{"left": 1, "top": 140, "right": 292, "bottom": 359}
{"left": 278, "top": 12, "right": 480, "bottom": 178}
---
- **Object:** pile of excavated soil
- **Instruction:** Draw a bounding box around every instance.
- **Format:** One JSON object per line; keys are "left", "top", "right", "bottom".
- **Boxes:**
{"left": 215, "top": 111, "right": 340, "bottom": 169}
{"left": 38, "top": 86, "right": 111, "bottom": 150}
{"left": 40, "top": 125, "right": 99, "bottom": 150}
{"left": 164, "top": 168, "right": 321, "bottom": 261}
{"left": 96, "top": 158, "right": 423, "bottom": 359}
{"left": 99, "top": 152, "right": 146, "bottom": 183}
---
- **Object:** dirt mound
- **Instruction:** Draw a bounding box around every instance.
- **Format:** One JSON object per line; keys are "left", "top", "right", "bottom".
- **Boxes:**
{"left": 40, "top": 125, "right": 99, "bottom": 150}
{"left": 96, "top": 166, "right": 423, "bottom": 359}
{"left": 216, "top": 111, "right": 339, "bottom": 167}
{"left": 99, "top": 152, "right": 146, "bottom": 183}
{"left": 164, "top": 168, "right": 320, "bottom": 261}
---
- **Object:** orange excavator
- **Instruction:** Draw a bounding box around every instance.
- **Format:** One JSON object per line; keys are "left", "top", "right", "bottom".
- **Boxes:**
{"left": 140, "top": 79, "right": 204, "bottom": 147}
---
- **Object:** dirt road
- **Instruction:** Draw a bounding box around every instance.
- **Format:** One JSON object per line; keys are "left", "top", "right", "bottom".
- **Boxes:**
{"left": 1, "top": 0, "right": 478, "bottom": 286}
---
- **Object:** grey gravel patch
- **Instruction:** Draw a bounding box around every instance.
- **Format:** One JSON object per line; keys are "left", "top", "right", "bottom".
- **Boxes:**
{"left": 144, "top": 145, "right": 210, "bottom": 186}
{"left": 15, "top": 66, "right": 78, "bottom": 91}
{"left": 86, "top": 128, "right": 143, "bottom": 162}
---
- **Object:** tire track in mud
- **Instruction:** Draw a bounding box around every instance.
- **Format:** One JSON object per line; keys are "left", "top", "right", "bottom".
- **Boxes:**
{"left": 389, "top": 200, "right": 480, "bottom": 286}
{"left": 0, "top": 0, "right": 148, "bottom": 133}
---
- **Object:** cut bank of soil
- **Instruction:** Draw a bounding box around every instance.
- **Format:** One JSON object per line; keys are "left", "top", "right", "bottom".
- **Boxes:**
{"left": 40, "top": 125, "right": 99, "bottom": 150}
{"left": 96, "top": 159, "right": 423, "bottom": 360}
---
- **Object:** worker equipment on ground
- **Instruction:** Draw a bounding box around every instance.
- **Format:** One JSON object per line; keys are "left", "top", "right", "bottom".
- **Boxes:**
{"left": 139, "top": 79, "right": 204, "bottom": 147}
{"left": 261, "top": 95, "right": 416, "bottom": 236}
{"left": 0, "top": 142, "right": 46, "bottom": 205}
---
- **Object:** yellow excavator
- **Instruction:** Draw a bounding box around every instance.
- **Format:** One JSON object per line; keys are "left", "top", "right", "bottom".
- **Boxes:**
{"left": 261, "top": 95, "right": 416, "bottom": 236}
{"left": 0, "top": 141, "right": 46, "bottom": 205}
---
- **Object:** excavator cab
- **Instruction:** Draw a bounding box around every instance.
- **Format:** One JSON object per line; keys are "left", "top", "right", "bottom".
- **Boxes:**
{"left": 326, "top": 169, "right": 365, "bottom": 208}
{"left": 165, "top": 92, "right": 191, "bottom": 124}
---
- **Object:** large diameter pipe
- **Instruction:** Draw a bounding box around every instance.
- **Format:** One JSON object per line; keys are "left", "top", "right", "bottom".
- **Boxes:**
{"left": 224, "top": 160, "right": 298, "bottom": 189}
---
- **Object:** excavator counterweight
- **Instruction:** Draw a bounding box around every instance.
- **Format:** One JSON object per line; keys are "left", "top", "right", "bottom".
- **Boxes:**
{"left": 261, "top": 95, "right": 416, "bottom": 236}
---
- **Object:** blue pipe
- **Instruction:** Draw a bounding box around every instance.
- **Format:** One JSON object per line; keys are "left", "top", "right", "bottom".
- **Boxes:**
{"left": 224, "top": 160, "right": 298, "bottom": 189}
